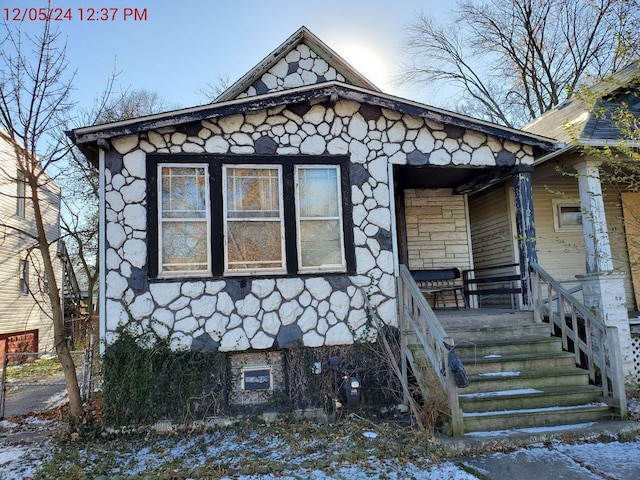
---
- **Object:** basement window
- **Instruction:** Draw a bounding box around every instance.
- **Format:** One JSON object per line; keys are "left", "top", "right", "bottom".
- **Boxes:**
{"left": 553, "top": 199, "right": 583, "bottom": 232}
{"left": 242, "top": 366, "right": 272, "bottom": 391}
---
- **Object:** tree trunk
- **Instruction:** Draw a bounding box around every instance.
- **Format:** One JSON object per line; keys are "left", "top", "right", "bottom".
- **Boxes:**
{"left": 30, "top": 175, "right": 84, "bottom": 423}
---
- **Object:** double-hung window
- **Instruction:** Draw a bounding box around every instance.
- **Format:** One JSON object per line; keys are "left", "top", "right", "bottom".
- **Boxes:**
{"left": 150, "top": 155, "right": 353, "bottom": 279}
{"left": 158, "top": 165, "right": 210, "bottom": 275}
{"left": 295, "top": 165, "right": 345, "bottom": 272}
{"left": 223, "top": 165, "right": 285, "bottom": 274}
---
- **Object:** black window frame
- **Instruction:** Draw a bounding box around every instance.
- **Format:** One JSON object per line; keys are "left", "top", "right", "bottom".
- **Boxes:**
{"left": 146, "top": 154, "right": 355, "bottom": 279}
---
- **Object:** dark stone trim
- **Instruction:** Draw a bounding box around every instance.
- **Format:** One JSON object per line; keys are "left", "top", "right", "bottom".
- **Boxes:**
{"left": 282, "top": 162, "right": 298, "bottom": 273}
{"left": 146, "top": 160, "right": 159, "bottom": 278}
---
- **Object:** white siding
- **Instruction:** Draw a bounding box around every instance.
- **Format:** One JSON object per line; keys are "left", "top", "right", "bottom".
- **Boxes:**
{"left": 532, "top": 160, "right": 635, "bottom": 309}
{"left": 0, "top": 130, "right": 61, "bottom": 351}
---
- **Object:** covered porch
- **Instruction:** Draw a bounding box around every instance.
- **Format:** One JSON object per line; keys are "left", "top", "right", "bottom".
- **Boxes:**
{"left": 393, "top": 162, "right": 536, "bottom": 310}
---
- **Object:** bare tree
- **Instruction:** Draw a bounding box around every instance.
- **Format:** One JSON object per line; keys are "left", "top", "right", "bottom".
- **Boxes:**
{"left": 400, "top": 0, "right": 640, "bottom": 127}
{"left": 197, "top": 73, "right": 232, "bottom": 103}
{"left": 0, "top": 16, "right": 84, "bottom": 421}
{"left": 60, "top": 84, "right": 177, "bottom": 318}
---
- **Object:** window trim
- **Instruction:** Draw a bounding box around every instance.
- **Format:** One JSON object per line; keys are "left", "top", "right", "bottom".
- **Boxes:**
{"left": 222, "top": 164, "right": 287, "bottom": 276}
{"left": 146, "top": 154, "right": 355, "bottom": 280}
{"left": 295, "top": 165, "right": 346, "bottom": 274}
{"left": 552, "top": 199, "right": 583, "bottom": 232}
{"left": 157, "top": 163, "right": 211, "bottom": 277}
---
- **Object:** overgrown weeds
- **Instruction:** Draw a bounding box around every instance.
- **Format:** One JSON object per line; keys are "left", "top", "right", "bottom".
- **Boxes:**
{"left": 102, "top": 327, "right": 229, "bottom": 427}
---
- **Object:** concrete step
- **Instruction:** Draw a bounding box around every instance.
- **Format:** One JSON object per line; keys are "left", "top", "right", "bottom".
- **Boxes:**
{"left": 462, "top": 404, "right": 615, "bottom": 433}
{"left": 453, "top": 337, "right": 563, "bottom": 357}
{"left": 458, "top": 385, "right": 604, "bottom": 412}
{"left": 464, "top": 368, "right": 590, "bottom": 393}
{"left": 457, "top": 351, "right": 577, "bottom": 375}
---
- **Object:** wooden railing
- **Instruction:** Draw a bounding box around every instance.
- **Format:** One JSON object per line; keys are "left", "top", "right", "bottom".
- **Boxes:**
{"left": 396, "top": 264, "right": 464, "bottom": 435}
{"left": 530, "top": 261, "right": 627, "bottom": 419}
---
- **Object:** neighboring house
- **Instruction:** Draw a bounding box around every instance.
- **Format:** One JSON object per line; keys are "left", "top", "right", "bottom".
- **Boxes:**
{"left": 522, "top": 60, "right": 640, "bottom": 378}
{"left": 69, "top": 27, "right": 559, "bottom": 406}
{"left": 0, "top": 128, "right": 63, "bottom": 360}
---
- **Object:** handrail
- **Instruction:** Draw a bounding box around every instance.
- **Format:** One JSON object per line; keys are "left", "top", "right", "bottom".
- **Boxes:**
{"left": 397, "top": 264, "right": 464, "bottom": 435}
{"left": 529, "top": 261, "right": 627, "bottom": 419}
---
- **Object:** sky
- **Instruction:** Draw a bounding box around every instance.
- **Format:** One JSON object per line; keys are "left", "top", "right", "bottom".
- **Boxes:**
{"left": 4, "top": 0, "right": 454, "bottom": 116}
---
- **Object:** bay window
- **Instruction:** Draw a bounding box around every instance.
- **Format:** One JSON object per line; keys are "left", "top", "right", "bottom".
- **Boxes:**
{"left": 149, "top": 155, "right": 353, "bottom": 279}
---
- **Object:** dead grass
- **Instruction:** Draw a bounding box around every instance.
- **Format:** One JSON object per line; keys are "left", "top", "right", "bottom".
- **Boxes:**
{"left": 4, "top": 356, "right": 64, "bottom": 381}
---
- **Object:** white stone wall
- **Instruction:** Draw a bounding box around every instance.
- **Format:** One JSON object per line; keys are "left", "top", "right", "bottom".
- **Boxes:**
{"left": 238, "top": 44, "right": 347, "bottom": 99}
{"left": 103, "top": 97, "right": 534, "bottom": 352}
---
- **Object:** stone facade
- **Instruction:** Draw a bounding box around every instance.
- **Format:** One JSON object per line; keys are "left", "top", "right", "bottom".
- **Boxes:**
{"left": 103, "top": 97, "right": 534, "bottom": 353}
{"left": 237, "top": 43, "right": 347, "bottom": 99}
{"left": 101, "top": 40, "right": 536, "bottom": 354}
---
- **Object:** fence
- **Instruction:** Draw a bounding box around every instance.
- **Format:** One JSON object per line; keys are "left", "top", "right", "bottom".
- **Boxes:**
{"left": 0, "top": 336, "right": 95, "bottom": 419}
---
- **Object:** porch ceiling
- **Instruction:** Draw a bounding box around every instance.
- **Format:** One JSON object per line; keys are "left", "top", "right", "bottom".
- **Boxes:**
{"left": 394, "top": 165, "right": 512, "bottom": 194}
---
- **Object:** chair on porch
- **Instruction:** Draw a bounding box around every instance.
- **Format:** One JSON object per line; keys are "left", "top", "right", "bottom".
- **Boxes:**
{"left": 410, "top": 268, "right": 466, "bottom": 309}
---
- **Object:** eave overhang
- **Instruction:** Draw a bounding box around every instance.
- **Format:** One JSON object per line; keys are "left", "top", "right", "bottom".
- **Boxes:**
{"left": 68, "top": 81, "right": 557, "bottom": 163}
{"left": 533, "top": 139, "right": 640, "bottom": 167}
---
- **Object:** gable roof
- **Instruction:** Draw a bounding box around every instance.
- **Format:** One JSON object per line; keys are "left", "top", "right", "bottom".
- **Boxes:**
{"left": 523, "top": 60, "right": 640, "bottom": 144}
{"left": 69, "top": 81, "right": 555, "bottom": 163}
{"left": 215, "top": 26, "right": 381, "bottom": 102}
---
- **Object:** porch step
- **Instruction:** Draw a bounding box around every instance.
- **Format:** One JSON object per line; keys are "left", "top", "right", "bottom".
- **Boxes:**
{"left": 445, "top": 322, "right": 551, "bottom": 342}
{"left": 405, "top": 310, "right": 620, "bottom": 435}
{"left": 464, "top": 368, "right": 590, "bottom": 393}
{"left": 438, "top": 310, "right": 535, "bottom": 327}
{"left": 459, "top": 351, "right": 577, "bottom": 375}
{"left": 458, "top": 384, "right": 604, "bottom": 412}
{"left": 454, "top": 337, "right": 562, "bottom": 357}
{"left": 462, "top": 404, "right": 615, "bottom": 432}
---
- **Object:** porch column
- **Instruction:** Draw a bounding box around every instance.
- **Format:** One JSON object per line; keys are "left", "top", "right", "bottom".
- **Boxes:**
{"left": 512, "top": 165, "right": 537, "bottom": 306}
{"left": 574, "top": 160, "right": 613, "bottom": 273}
{"left": 573, "top": 160, "right": 633, "bottom": 377}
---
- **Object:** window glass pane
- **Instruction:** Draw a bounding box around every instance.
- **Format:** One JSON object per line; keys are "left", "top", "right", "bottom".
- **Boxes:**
{"left": 300, "top": 220, "right": 343, "bottom": 267}
{"left": 161, "top": 221, "right": 209, "bottom": 272}
{"left": 559, "top": 205, "right": 582, "bottom": 227}
{"left": 161, "top": 166, "right": 207, "bottom": 219}
{"left": 298, "top": 168, "right": 339, "bottom": 217}
{"left": 17, "top": 171, "right": 26, "bottom": 218}
{"left": 227, "top": 221, "right": 283, "bottom": 269}
{"left": 226, "top": 168, "right": 280, "bottom": 218}
{"left": 159, "top": 165, "right": 210, "bottom": 274}
{"left": 20, "top": 259, "right": 29, "bottom": 294}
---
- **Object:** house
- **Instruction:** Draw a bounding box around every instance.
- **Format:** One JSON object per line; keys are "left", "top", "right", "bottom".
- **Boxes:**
{"left": 71, "top": 28, "right": 634, "bottom": 432}
{"left": 0, "top": 128, "right": 63, "bottom": 360}
{"left": 522, "top": 61, "right": 640, "bottom": 379}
